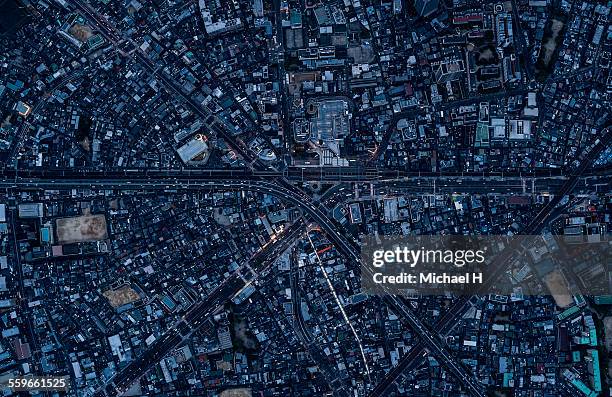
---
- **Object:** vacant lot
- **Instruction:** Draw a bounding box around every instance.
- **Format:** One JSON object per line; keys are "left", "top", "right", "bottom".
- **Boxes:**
{"left": 220, "top": 388, "right": 252, "bottom": 397}
{"left": 103, "top": 285, "right": 140, "bottom": 308}
{"left": 56, "top": 214, "right": 108, "bottom": 244}
{"left": 213, "top": 208, "right": 232, "bottom": 226}
{"left": 543, "top": 271, "right": 573, "bottom": 308}
{"left": 348, "top": 44, "right": 375, "bottom": 63}
{"left": 68, "top": 23, "right": 93, "bottom": 43}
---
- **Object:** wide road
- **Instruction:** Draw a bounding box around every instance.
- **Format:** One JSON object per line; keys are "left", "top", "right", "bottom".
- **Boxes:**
{"left": 2, "top": 165, "right": 611, "bottom": 183}
{"left": 0, "top": 171, "right": 609, "bottom": 199}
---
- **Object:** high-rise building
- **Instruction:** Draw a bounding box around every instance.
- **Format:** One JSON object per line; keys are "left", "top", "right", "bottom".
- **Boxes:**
{"left": 415, "top": 0, "right": 439, "bottom": 17}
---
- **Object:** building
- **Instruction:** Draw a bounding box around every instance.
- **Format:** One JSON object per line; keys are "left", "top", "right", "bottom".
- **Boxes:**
{"left": 435, "top": 60, "right": 465, "bottom": 83}
{"left": 509, "top": 120, "right": 532, "bottom": 140}
{"left": 18, "top": 203, "right": 43, "bottom": 218}
{"left": 176, "top": 136, "right": 210, "bottom": 164}
{"left": 307, "top": 99, "right": 350, "bottom": 158}
{"left": 415, "top": 0, "right": 438, "bottom": 17}
{"left": 198, "top": 0, "right": 242, "bottom": 35}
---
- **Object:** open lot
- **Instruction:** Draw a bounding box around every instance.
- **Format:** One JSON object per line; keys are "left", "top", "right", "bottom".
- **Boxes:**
{"left": 56, "top": 214, "right": 108, "bottom": 244}
{"left": 103, "top": 285, "right": 140, "bottom": 308}
{"left": 68, "top": 23, "right": 93, "bottom": 43}
{"left": 543, "top": 271, "right": 573, "bottom": 308}
{"left": 220, "top": 388, "right": 252, "bottom": 397}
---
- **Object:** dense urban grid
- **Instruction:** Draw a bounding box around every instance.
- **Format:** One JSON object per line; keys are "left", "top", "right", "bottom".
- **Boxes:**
{"left": 0, "top": 0, "right": 611, "bottom": 395}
